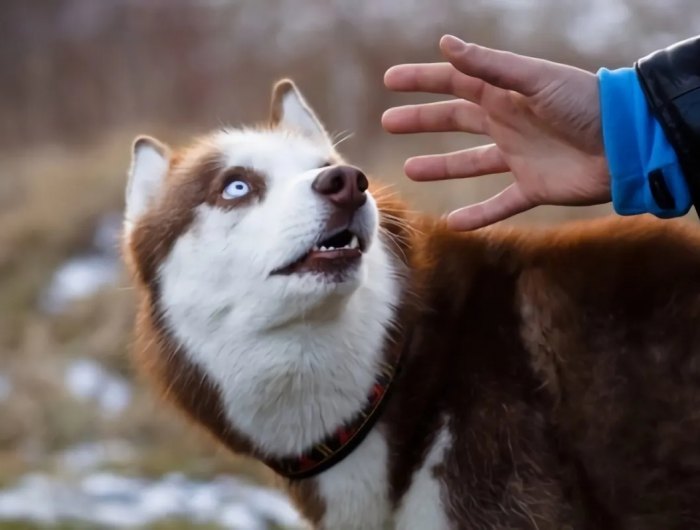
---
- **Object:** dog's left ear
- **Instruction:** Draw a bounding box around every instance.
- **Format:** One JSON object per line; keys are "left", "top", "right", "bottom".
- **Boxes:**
{"left": 269, "top": 79, "right": 330, "bottom": 143}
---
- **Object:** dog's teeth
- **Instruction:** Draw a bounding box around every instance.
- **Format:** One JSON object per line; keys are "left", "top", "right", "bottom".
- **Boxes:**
{"left": 315, "top": 240, "right": 360, "bottom": 253}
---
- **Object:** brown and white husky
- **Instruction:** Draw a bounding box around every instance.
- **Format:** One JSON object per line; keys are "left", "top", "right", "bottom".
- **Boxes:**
{"left": 122, "top": 79, "right": 700, "bottom": 530}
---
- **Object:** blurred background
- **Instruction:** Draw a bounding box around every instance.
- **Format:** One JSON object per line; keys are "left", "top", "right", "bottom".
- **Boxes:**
{"left": 0, "top": 1, "right": 697, "bottom": 528}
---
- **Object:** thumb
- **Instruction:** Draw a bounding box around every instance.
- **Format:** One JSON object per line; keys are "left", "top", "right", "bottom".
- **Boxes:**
{"left": 440, "top": 35, "right": 550, "bottom": 97}
{"left": 446, "top": 184, "right": 534, "bottom": 230}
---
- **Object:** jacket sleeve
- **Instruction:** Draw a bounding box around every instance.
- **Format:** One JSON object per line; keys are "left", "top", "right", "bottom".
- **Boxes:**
{"left": 636, "top": 36, "right": 700, "bottom": 217}
{"left": 598, "top": 67, "right": 691, "bottom": 218}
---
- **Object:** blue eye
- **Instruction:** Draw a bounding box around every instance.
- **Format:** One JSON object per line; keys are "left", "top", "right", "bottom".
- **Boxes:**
{"left": 222, "top": 180, "right": 250, "bottom": 200}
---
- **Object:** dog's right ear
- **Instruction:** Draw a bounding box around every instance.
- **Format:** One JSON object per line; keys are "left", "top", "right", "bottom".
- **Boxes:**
{"left": 269, "top": 79, "right": 330, "bottom": 144}
{"left": 125, "top": 135, "right": 170, "bottom": 226}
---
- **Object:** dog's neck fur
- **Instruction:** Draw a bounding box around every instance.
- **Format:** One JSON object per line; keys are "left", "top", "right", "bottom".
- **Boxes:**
{"left": 158, "top": 225, "right": 404, "bottom": 457}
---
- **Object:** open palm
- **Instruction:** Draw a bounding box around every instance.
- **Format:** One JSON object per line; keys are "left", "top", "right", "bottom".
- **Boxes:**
{"left": 382, "top": 35, "right": 611, "bottom": 230}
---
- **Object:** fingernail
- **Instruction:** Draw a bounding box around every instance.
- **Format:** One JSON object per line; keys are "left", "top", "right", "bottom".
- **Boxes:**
{"left": 445, "top": 210, "right": 473, "bottom": 231}
{"left": 441, "top": 35, "right": 467, "bottom": 54}
{"left": 445, "top": 215, "right": 463, "bottom": 231}
{"left": 380, "top": 109, "right": 395, "bottom": 127}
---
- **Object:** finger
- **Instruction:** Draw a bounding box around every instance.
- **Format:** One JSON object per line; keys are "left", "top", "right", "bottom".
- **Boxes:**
{"left": 382, "top": 100, "right": 487, "bottom": 134}
{"left": 440, "top": 35, "right": 551, "bottom": 97}
{"left": 446, "top": 184, "right": 533, "bottom": 231}
{"left": 404, "top": 144, "right": 508, "bottom": 181}
{"left": 384, "top": 63, "right": 486, "bottom": 102}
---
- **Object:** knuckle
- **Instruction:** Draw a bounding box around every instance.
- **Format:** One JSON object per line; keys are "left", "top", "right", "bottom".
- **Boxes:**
{"left": 472, "top": 147, "right": 488, "bottom": 171}
{"left": 452, "top": 103, "right": 467, "bottom": 130}
{"left": 448, "top": 105, "right": 462, "bottom": 130}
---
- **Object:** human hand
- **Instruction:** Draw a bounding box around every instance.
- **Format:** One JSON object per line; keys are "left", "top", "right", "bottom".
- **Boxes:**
{"left": 382, "top": 35, "right": 611, "bottom": 230}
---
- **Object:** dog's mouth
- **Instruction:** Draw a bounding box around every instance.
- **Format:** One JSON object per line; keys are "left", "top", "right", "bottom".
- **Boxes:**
{"left": 272, "top": 228, "right": 366, "bottom": 276}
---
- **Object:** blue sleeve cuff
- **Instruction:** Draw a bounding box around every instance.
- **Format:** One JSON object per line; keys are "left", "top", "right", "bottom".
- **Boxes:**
{"left": 597, "top": 67, "right": 691, "bottom": 218}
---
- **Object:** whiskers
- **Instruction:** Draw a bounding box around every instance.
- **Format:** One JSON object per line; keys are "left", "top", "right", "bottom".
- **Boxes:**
{"left": 330, "top": 130, "right": 355, "bottom": 150}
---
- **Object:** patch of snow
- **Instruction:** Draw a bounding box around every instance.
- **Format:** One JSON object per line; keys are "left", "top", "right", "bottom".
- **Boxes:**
{"left": 64, "top": 358, "right": 132, "bottom": 417}
{"left": 92, "top": 212, "right": 122, "bottom": 255}
{"left": 0, "top": 472, "right": 304, "bottom": 529}
{"left": 238, "top": 480, "right": 303, "bottom": 527}
{"left": 58, "top": 440, "right": 137, "bottom": 473}
{"left": 40, "top": 213, "right": 122, "bottom": 315}
{"left": 219, "top": 503, "right": 266, "bottom": 530}
{"left": 41, "top": 255, "right": 121, "bottom": 314}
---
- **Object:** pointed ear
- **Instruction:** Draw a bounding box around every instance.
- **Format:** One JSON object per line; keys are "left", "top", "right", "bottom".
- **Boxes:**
{"left": 269, "top": 79, "right": 330, "bottom": 143}
{"left": 125, "top": 135, "right": 170, "bottom": 225}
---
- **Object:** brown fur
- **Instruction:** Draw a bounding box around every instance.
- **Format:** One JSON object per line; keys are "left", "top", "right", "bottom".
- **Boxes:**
{"left": 376, "top": 215, "right": 700, "bottom": 529}
{"left": 124, "top": 111, "right": 700, "bottom": 530}
{"left": 126, "top": 142, "right": 221, "bottom": 286}
{"left": 269, "top": 79, "right": 296, "bottom": 126}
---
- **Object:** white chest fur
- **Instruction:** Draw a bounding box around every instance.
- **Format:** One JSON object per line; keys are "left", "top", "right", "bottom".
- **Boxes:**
{"left": 314, "top": 423, "right": 452, "bottom": 530}
{"left": 317, "top": 429, "right": 392, "bottom": 530}
{"left": 394, "top": 423, "right": 452, "bottom": 530}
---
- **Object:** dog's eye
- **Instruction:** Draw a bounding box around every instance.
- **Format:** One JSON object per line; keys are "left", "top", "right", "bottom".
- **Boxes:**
{"left": 222, "top": 180, "right": 250, "bottom": 200}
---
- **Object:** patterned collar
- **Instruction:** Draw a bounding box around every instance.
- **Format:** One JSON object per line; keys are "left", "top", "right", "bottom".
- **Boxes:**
{"left": 264, "top": 344, "right": 406, "bottom": 480}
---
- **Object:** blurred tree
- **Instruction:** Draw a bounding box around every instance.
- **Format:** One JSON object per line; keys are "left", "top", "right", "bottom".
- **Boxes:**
{"left": 0, "top": 0, "right": 695, "bottom": 151}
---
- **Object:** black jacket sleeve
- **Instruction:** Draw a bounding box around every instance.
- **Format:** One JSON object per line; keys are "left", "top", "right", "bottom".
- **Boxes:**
{"left": 636, "top": 36, "right": 700, "bottom": 215}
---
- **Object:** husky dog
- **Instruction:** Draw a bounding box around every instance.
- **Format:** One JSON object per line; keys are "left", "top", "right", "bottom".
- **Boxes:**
{"left": 122, "top": 79, "right": 700, "bottom": 530}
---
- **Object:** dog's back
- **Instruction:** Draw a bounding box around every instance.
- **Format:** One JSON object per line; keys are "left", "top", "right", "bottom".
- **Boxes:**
{"left": 386, "top": 215, "right": 700, "bottom": 529}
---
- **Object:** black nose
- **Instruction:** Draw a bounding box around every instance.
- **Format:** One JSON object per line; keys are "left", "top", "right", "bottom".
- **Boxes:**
{"left": 312, "top": 165, "right": 368, "bottom": 211}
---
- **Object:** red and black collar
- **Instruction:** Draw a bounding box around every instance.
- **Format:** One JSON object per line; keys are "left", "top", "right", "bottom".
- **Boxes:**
{"left": 264, "top": 344, "right": 405, "bottom": 480}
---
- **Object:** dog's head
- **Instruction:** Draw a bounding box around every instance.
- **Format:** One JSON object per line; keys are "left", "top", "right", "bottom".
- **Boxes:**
{"left": 123, "top": 80, "right": 410, "bottom": 457}
{"left": 124, "top": 80, "right": 394, "bottom": 325}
